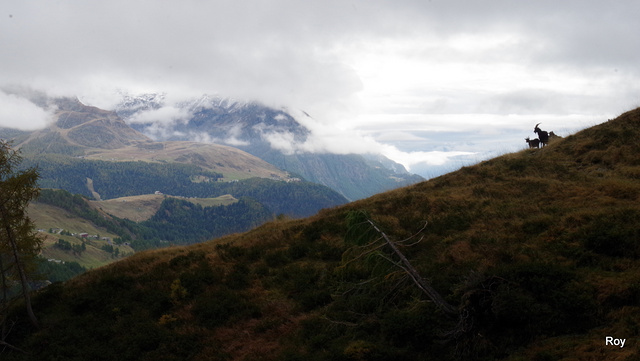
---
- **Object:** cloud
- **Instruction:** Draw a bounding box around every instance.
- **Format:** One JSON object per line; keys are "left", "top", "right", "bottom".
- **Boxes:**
{"left": 223, "top": 125, "right": 250, "bottom": 146}
{"left": 1, "top": 0, "right": 368, "bottom": 116}
{"left": 256, "top": 109, "right": 478, "bottom": 171}
{"left": 3, "top": 1, "right": 639, "bottom": 109}
{"left": 383, "top": 148, "right": 476, "bottom": 169}
{"left": 0, "top": 90, "right": 53, "bottom": 130}
{"left": 261, "top": 131, "right": 297, "bottom": 155}
{"left": 127, "top": 106, "right": 192, "bottom": 126}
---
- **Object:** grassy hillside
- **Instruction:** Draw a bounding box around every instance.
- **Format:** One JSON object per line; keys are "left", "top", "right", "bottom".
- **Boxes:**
{"left": 90, "top": 194, "right": 238, "bottom": 222}
{"left": 28, "top": 202, "right": 134, "bottom": 269}
{"left": 28, "top": 203, "right": 119, "bottom": 240}
{"left": 39, "top": 234, "right": 132, "bottom": 270}
{"left": 29, "top": 193, "right": 238, "bottom": 269}
{"left": 84, "top": 140, "right": 290, "bottom": 181}
{"left": 7, "top": 96, "right": 291, "bottom": 181}
{"left": 6, "top": 108, "right": 640, "bottom": 360}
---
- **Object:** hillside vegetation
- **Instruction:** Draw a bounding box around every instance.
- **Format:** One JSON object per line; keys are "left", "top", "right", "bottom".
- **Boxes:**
{"left": 84, "top": 140, "right": 291, "bottom": 181}
{"left": 22, "top": 155, "right": 346, "bottom": 217}
{"left": 28, "top": 180, "right": 343, "bottom": 278}
{"left": 90, "top": 194, "right": 238, "bottom": 222}
{"left": 33, "top": 189, "right": 271, "bottom": 251}
{"left": 6, "top": 108, "right": 640, "bottom": 360}
{"left": 29, "top": 193, "right": 240, "bottom": 273}
{"left": 28, "top": 202, "right": 128, "bottom": 269}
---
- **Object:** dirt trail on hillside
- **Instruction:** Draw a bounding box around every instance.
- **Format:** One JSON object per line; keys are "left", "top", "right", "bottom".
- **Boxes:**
{"left": 86, "top": 177, "right": 102, "bottom": 201}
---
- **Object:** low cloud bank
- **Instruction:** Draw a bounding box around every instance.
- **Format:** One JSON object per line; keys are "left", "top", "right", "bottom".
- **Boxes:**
{"left": 0, "top": 89, "right": 54, "bottom": 131}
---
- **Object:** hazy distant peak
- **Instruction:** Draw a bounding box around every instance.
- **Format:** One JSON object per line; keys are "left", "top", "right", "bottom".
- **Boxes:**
{"left": 114, "top": 92, "right": 166, "bottom": 118}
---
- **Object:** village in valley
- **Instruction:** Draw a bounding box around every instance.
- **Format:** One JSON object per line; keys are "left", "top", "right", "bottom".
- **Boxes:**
{"left": 37, "top": 226, "right": 134, "bottom": 268}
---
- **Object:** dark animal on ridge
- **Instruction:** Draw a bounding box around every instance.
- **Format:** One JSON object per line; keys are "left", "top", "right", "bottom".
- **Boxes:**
{"left": 534, "top": 123, "right": 549, "bottom": 147}
{"left": 525, "top": 137, "right": 540, "bottom": 149}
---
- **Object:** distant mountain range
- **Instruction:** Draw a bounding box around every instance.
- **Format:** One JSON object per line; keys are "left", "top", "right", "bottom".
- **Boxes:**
{"left": 0, "top": 92, "right": 423, "bottom": 270}
{"left": 115, "top": 94, "right": 424, "bottom": 200}
{"left": 5, "top": 97, "right": 292, "bottom": 181}
{"left": 2, "top": 92, "right": 423, "bottom": 200}
{"left": 1, "top": 95, "right": 349, "bottom": 263}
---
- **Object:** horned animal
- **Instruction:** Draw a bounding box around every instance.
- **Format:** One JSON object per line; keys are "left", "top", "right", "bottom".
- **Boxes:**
{"left": 534, "top": 123, "right": 549, "bottom": 147}
{"left": 525, "top": 137, "right": 540, "bottom": 149}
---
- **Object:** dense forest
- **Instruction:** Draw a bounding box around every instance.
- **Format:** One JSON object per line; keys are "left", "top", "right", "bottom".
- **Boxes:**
{"left": 24, "top": 155, "right": 347, "bottom": 217}
{"left": 135, "top": 197, "right": 273, "bottom": 246}
{"left": 36, "top": 259, "right": 87, "bottom": 283}
{"left": 39, "top": 189, "right": 276, "bottom": 250}
{"left": 37, "top": 189, "right": 139, "bottom": 242}
{"left": 22, "top": 154, "right": 223, "bottom": 199}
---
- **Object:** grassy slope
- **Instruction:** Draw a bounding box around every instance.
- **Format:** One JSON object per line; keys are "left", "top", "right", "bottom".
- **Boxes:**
{"left": 39, "top": 234, "right": 132, "bottom": 269}
{"left": 83, "top": 140, "right": 290, "bottom": 181}
{"left": 89, "top": 194, "right": 238, "bottom": 222}
{"left": 30, "top": 193, "right": 238, "bottom": 267}
{"left": 27, "top": 203, "right": 117, "bottom": 238}
{"left": 28, "top": 203, "right": 134, "bottom": 268}
{"left": 8, "top": 108, "right": 640, "bottom": 360}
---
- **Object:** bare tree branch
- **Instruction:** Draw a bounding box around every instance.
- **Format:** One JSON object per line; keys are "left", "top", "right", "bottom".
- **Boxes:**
{"left": 0, "top": 339, "right": 30, "bottom": 354}
{"left": 366, "top": 219, "right": 458, "bottom": 315}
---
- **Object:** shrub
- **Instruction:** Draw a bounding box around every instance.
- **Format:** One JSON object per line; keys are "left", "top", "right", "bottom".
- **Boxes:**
{"left": 380, "top": 302, "right": 447, "bottom": 351}
{"left": 264, "top": 249, "right": 291, "bottom": 267}
{"left": 215, "top": 242, "right": 246, "bottom": 262}
{"left": 169, "top": 250, "right": 206, "bottom": 268}
{"left": 580, "top": 208, "right": 640, "bottom": 257}
{"left": 179, "top": 261, "right": 223, "bottom": 296}
{"left": 225, "top": 263, "right": 251, "bottom": 289}
{"left": 491, "top": 262, "right": 599, "bottom": 343}
{"left": 193, "top": 288, "right": 260, "bottom": 328}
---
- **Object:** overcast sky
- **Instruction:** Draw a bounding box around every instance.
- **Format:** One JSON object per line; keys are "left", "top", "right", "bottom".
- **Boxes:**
{"left": 2, "top": 1, "right": 640, "bottom": 177}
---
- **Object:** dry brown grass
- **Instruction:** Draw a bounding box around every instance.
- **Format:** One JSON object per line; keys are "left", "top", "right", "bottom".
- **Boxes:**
{"left": 89, "top": 193, "right": 239, "bottom": 221}
{"left": 84, "top": 140, "right": 289, "bottom": 180}
{"left": 14, "top": 107, "right": 640, "bottom": 361}
{"left": 90, "top": 194, "right": 166, "bottom": 221}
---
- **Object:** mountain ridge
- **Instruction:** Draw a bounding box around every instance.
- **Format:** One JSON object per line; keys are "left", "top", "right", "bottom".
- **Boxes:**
{"left": 25, "top": 97, "right": 150, "bottom": 150}
{"left": 116, "top": 93, "right": 424, "bottom": 200}
{"left": 2, "top": 96, "right": 349, "bottom": 264}
{"left": 2, "top": 96, "right": 292, "bottom": 181}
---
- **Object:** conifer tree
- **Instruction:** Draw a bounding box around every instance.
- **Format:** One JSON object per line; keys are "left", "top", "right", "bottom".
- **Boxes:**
{"left": 0, "top": 140, "right": 41, "bottom": 333}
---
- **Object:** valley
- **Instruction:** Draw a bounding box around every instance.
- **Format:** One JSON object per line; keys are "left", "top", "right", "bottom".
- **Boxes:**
{"left": 2, "top": 95, "right": 349, "bottom": 266}
{"left": 29, "top": 193, "right": 241, "bottom": 269}
{"left": 28, "top": 202, "right": 131, "bottom": 269}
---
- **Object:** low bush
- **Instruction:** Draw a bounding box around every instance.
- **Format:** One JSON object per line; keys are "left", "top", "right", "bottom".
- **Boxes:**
{"left": 491, "top": 262, "right": 599, "bottom": 343}
{"left": 580, "top": 208, "right": 640, "bottom": 258}
{"left": 193, "top": 288, "right": 260, "bottom": 328}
